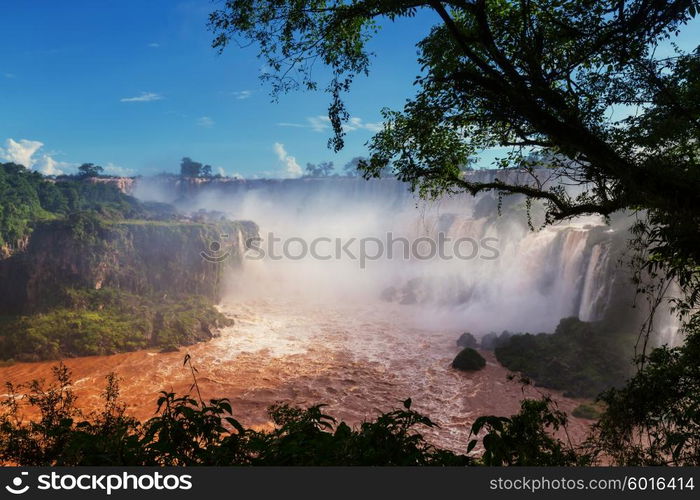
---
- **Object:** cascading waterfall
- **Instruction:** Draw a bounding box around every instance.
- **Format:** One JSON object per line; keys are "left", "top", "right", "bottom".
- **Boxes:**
{"left": 133, "top": 174, "right": 677, "bottom": 341}
{"left": 578, "top": 242, "right": 614, "bottom": 322}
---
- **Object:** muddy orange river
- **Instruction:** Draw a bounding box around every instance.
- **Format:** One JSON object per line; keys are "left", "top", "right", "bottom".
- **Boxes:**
{"left": 0, "top": 299, "right": 591, "bottom": 452}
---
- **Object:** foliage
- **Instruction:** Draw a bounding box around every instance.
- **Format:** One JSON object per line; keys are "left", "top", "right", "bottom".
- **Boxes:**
{"left": 77, "top": 163, "right": 104, "bottom": 178}
{"left": 480, "top": 330, "right": 515, "bottom": 350}
{"left": 452, "top": 347, "right": 486, "bottom": 371}
{"left": 343, "top": 156, "right": 365, "bottom": 177}
{"left": 468, "top": 397, "right": 585, "bottom": 465}
{"left": 494, "top": 317, "right": 634, "bottom": 397}
{"left": 0, "top": 161, "right": 162, "bottom": 250}
{"left": 180, "top": 157, "right": 213, "bottom": 178}
{"left": 305, "top": 161, "right": 335, "bottom": 177}
{"left": 0, "top": 162, "right": 54, "bottom": 250}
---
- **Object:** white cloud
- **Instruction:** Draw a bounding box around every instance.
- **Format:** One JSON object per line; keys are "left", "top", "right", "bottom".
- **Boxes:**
{"left": 273, "top": 142, "right": 302, "bottom": 178}
{"left": 103, "top": 162, "right": 135, "bottom": 177}
{"left": 308, "top": 115, "right": 331, "bottom": 132}
{"left": 3, "top": 72, "right": 16, "bottom": 79}
{"left": 0, "top": 138, "right": 43, "bottom": 167}
{"left": 0, "top": 138, "right": 74, "bottom": 175}
{"left": 278, "top": 115, "right": 382, "bottom": 133}
{"left": 34, "top": 155, "right": 73, "bottom": 176}
{"left": 276, "top": 122, "right": 307, "bottom": 128}
{"left": 148, "top": 42, "right": 160, "bottom": 48}
{"left": 196, "top": 116, "right": 215, "bottom": 127}
{"left": 120, "top": 92, "right": 163, "bottom": 103}
{"left": 232, "top": 90, "right": 253, "bottom": 100}
{"left": 345, "top": 116, "right": 383, "bottom": 133}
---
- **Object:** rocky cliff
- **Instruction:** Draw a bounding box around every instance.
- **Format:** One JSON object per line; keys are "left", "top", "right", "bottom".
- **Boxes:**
{"left": 0, "top": 214, "right": 257, "bottom": 315}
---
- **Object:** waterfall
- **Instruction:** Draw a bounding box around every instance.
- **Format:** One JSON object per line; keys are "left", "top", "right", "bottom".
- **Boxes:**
{"left": 132, "top": 175, "right": 673, "bottom": 337}
{"left": 578, "top": 242, "right": 613, "bottom": 321}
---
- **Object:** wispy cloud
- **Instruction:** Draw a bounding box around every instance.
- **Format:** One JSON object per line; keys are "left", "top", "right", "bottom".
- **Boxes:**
{"left": 3, "top": 72, "right": 16, "bottom": 79}
{"left": 273, "top": 142, "right": 302, "bottom": 178}
{"left": 278, "top": 115, "right": 382, "bottom": 133}
{"left": 276, "top": 122, "right": 306, "bottom": 128}
{"left": 196, "top": 116, "right": 215, "bottom": 127}
{"left": 148, "top": 42, "right": 160, "bottom": 48}
{"left": 120, "top": 92, "right": 163, "bottom": 103}
{"left": 232, "top": 90, "right": 253, "bottom": 100}
{"left": 345, "top": 117, "right": 383, "bottom": 133}
{"left": 0, "top": 138, "right": 75, "bottom": 175}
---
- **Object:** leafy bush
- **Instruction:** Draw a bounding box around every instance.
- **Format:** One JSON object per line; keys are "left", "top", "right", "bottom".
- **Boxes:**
{"left": 468, "top": 397, "right": 586, "bottom": 465}
{"left": 452, "top": 347, "right": 486, "bottom": 371}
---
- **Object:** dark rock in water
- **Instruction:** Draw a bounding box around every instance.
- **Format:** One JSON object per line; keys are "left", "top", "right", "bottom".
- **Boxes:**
{"left": 456, "top": 332, "right": 478, "bottom": 348}
{"left": 452, "top": 347, "right": 486, "bottom": 371}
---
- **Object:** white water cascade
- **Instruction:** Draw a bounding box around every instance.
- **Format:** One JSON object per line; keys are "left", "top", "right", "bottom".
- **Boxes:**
{"left": 134, "top": 175, "right": 676, "bottom": 340}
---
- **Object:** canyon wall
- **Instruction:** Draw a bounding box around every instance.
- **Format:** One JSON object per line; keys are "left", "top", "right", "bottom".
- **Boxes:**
{"left": 0, "top": 214, "right": 258, "bottom": 315}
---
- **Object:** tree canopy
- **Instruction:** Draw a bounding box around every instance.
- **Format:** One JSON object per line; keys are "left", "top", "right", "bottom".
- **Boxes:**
{"left": 209, "top": 0, "right": 700, "bottom": 308}
{"left": 77, "top": 163, "right": 104, "bottom": 178}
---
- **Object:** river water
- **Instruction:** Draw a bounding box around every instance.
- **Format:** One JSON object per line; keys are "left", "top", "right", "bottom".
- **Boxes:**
{"left": 0, "top": 297, "right": 591, "bottom": 452}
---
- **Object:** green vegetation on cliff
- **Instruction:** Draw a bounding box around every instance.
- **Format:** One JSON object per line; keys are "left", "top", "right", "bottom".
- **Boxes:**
{"left": 0, "top": 162, "right": 171, "bottom": 253}
{"left": 0, "top": 289, "right": 232, "bottom": 361}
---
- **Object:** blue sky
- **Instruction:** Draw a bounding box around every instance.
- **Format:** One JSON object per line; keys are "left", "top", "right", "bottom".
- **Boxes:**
{"left": 1, "top": 2, "right": 698, "bottom": 178}
{"left": 0, "top": 0, "right": 436, "bottom": 178}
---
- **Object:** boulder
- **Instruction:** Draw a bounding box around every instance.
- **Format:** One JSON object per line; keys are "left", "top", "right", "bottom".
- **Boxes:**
{"left": 452, "top": 347, "right": 486, "bottom": 371}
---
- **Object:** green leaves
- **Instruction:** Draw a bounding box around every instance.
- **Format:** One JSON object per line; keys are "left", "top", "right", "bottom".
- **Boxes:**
{"left": 468, "top": 398, "right": 582, "bottom": 466}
